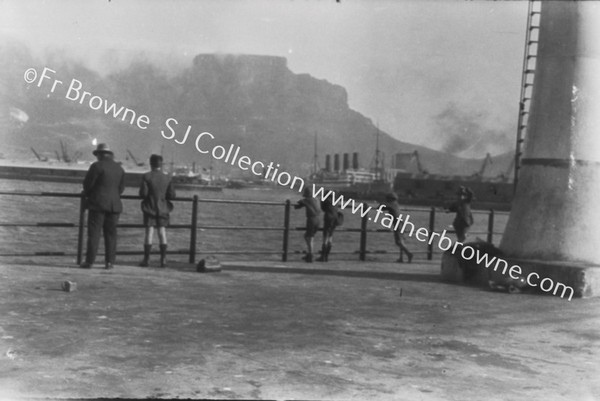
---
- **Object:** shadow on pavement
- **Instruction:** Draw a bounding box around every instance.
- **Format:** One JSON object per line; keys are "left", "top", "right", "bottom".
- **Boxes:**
{"left": 220, "top": 264, "right": 442, "bottom": 283}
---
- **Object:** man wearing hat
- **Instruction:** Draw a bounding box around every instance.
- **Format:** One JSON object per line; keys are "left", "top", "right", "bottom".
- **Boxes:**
{"left": 80, "top": 143, "right": 125, "bottom": 269}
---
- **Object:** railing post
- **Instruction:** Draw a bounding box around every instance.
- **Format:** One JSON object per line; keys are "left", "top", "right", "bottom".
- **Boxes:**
{"left": 282, "top": 200, "right": 291, "bottom": 262}
{"left": 76, "top": 191, "right": 86, "bottom": 265}
{"left": 359, "top": 210, "right": 368, "bottom": 261}
{"left": 427, "top": 206, "right": 435, "bottom": 260}
{"left": 189, "top": 195, "right": 198, "bottom": 263}
{"left": 487, "top": 209, "right": 495, "bottom": 244}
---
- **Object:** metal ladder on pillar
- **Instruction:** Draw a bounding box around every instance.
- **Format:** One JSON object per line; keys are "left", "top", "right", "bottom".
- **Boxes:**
{"left": 513, "top": 0, "right": 542, "bottom": 192}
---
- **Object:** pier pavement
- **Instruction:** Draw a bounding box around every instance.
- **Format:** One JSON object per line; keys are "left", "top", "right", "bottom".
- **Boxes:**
{"left": 0, "top": 257, "right": 598, "bottom": 400}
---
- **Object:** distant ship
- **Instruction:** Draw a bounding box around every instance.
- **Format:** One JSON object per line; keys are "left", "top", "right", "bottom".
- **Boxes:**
{"left": 0, "top": 144, "right": 222, "bottom": 192}
{"left": 167, "top": 163, "right": 223, "bottom": 192}
{"left": 0, "top": 142, "right": 144, "bottom": 187}
{"left": 310, "top": 128, "right": 393, "bottom": 201}
{"left": 311, "top": 131, "right": 514, "bottom": 209}
{"left": 389, "top": 151, "right": 513, "bottom": 210}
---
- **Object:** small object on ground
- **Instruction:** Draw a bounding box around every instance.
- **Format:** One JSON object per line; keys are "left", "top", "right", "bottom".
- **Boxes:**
{"left": 489, "top": 277, "right": 529, "bottom": 294}
{"left": 79, "top": 263, "right": 92, "bottom": 269}
{"left": 105, "top": 263, "right": 113, "bottom": 270}
{"left": 197, "top": 256, "right": 221, "bottom": 272}
{"left": 61, "top": 281, "right": 77, "bottom": 292}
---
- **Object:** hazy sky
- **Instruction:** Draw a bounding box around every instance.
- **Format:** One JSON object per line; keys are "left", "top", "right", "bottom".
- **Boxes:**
{"left": 1, "top": 0, "right": 528, "bottom": 157}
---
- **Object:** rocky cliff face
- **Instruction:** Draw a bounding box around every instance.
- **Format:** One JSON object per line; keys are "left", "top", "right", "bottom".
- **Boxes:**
{"left": 180, "top": 55, "right": 348, "bottom": 122}
{"left": 1, "top": 47, "right": 508, "bottom": 177}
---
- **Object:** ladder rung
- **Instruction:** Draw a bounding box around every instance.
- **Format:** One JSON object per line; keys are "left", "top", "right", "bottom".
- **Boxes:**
{"left": 529, "top": 26, "right": 539, "bottom": 31}
{"left": 521, "top": 111, "right": 529, "bottom": 115}
{"left": 525, "top": 69, "right": 535, "bottom": 74}
{"left": 528, "top": 40, "right": 538, "bottom": 45}
{"left": 527, "top": 55, "right": 537, "bottom": 59}
{"left": 524, "top": 83, "right": 534, "bottom": 87}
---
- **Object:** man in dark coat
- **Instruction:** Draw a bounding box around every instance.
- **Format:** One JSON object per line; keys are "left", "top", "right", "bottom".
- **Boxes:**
{"left": 80, "top": 143, "right": 125, "bottom": 269}
{"left": 138, "top": 154, "right": 175, "bottom": 267}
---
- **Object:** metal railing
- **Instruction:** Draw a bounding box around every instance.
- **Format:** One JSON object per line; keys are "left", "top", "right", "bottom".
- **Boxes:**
{"left": 0, "top": 191, "right": 508, "bottom": 263}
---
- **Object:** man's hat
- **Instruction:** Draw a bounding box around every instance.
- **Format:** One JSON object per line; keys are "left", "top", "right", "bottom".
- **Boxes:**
{"left": 93, "top": 143, "right": 113, "bottom": 156}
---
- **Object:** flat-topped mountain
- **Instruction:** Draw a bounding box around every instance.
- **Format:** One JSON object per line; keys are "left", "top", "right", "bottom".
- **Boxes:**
{"left": 1, "top": 46, "right": 512, "bottom": 179}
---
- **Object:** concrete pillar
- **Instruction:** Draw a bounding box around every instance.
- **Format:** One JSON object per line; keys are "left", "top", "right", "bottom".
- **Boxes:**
{"left": 333, "top": 154, "right": 340, "bottom": 172}
{"left": 500, "top": 1, "right": 600, "bottom": 265}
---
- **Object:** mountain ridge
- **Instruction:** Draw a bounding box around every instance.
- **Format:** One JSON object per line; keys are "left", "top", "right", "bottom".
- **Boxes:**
{"left": 1, "top": 45, "right": 514, "bottom": 180}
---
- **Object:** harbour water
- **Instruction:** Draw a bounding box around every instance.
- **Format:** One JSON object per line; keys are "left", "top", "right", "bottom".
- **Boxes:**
{"left": 0, "top": 179, "right": 508, "bottom": 264}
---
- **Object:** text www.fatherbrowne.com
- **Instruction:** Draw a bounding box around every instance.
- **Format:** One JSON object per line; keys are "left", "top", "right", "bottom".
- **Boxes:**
{"left": 311, "top": 184, "right": 575, "bottom": 301}
{"left": 24, "top": 66, "right": 575, "bottom": 301}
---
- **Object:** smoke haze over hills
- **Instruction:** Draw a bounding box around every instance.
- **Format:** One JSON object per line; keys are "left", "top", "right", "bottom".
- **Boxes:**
{"left": 1, "top": 0, "right": 528, "bottom": 168}
{"left": 0, "top": 39, "right": 514, "bottom": 179}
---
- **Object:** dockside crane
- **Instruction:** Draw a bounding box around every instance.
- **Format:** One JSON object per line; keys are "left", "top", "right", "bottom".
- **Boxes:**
{"left": 393, "top": 150, "right": 428, "bottom": 176}
{"left": 495, "top": 157, "right": 515, "bottom": 182}
{"left": 30, "top": 147, "right": 48, "bottom": 162}
{"left": 126, "top": 149, "right": 145, "bottom": 166}
{"left": 471, "top": 153, "right": 493, "bottom": 180}
{"left": 411, "top": 150, "right": 429, "bottom": 176}
{"left": 59, "top": 140, "right": 71, "bottom": 163}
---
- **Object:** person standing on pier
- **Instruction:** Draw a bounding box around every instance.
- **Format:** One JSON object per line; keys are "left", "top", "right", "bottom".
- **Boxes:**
{"left": 447, "top": 186, "right": 474, "bottom": 242}
{"left": 379, "top": 193, "right": 413, "bottom": 263}
{"left": 295, "top": 187, "right": 321, "bottom": 263}
{"left": 80, "top": 143, "right": 125, "bottom": 270}
{"left": 317, "top": 198, "right": 342, "bottom": 262}
{"left": 138, "top": 154, "right": 176, "bottom": 268}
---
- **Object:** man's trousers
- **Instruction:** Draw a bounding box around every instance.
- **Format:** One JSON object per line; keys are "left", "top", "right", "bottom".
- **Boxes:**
{"left": 85, "top": 210, "right": 120, "bottom": 265}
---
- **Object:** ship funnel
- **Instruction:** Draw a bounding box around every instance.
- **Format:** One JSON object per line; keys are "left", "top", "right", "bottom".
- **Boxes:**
{"left": 325, "top": 154, "right": 331, "bottom": 172}
{"left": 333, "top": 154, "right": 340, "bottom": 172}
{"left": 352, "top": 152, "right": 359, "bottom": 170}
{"left": 343, "top": 153, "right": 350, "bottom": 171}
